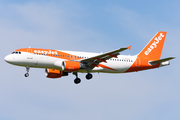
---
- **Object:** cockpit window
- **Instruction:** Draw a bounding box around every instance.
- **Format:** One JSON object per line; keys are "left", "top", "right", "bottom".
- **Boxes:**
{"left": 11, "top": 51, "right": 21, "bottom": 54}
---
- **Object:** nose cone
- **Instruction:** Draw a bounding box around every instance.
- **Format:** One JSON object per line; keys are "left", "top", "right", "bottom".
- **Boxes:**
{"left": 5, "top": 55, "right": 12, "bottom": 63}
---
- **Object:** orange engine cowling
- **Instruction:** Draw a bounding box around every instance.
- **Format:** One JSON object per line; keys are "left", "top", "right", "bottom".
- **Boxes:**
{"left": 62, "top": 61, "right": 81, "bottom": 72}
{"left": 45, "top": 69, "right": 68, "bottom": 78}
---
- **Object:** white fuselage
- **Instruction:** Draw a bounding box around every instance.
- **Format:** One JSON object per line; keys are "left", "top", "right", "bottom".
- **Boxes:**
{"left": 5, "top": 50, "right": 137, "bottom": 73}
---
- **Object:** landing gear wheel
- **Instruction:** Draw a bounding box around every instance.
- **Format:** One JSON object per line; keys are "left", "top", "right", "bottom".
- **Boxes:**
{"left": 74, "top": 78, "right": 81, "bottom": 84}
{"left": 86, "top": 73, "right": 93, "bottom": 80}
{"left": 25, "top": 66, "right": 30, "bottom": 77}
{"left": 25, "top": 73, "right": 29, "bottom": 77}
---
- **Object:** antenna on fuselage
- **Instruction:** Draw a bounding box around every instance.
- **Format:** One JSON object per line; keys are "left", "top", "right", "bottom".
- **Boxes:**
{"left": 29, "top": 46, "right": 31, "bottom": 48}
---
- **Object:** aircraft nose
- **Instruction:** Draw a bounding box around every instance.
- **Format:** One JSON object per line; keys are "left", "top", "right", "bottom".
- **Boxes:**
{"left": 4, "top": 55, "right": 12, "bottom": 63}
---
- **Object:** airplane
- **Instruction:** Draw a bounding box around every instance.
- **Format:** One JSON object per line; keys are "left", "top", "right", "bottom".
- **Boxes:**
{"left": 4, "top": 31, "right": 175, "bottom": 84}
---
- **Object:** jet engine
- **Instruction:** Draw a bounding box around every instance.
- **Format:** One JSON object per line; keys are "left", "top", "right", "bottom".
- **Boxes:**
{"left": 62, "top": 61, "right": 83, "bottom": 72}
{"left": 45, "top": 68, "right": 68, "bottom": 78}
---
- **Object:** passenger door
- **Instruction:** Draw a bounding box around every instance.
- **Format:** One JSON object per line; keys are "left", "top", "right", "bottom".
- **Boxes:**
{"left": 27, "top": 48, "right": 33, "bottom": 59}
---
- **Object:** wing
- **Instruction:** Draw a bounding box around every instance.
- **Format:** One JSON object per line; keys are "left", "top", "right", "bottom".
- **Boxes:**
{"left": 79, "top": 46, "right": 132, "bottom": 69}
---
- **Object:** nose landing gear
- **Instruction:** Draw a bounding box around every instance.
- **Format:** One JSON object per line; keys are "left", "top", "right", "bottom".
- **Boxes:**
{"left": 24, "top": 66, "right": 30, "bottom": 77}
{"left": 25, "top": 73, "right": 29, "bottom": 77}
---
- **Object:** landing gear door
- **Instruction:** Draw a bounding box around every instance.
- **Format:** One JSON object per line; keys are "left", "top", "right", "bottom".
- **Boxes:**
{"left": 27, "top": 49, "right": 33, "bottom": 59}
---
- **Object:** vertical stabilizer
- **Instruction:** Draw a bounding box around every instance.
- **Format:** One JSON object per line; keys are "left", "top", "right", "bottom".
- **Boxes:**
{"left": 138, "top": 31, "right": 167, "bottom": 60}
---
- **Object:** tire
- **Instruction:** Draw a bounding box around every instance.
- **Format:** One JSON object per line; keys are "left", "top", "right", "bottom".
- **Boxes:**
{"left": 86, "top": 73, "right": 93, "bottom": 80}
{"left": 25, "top": 73, "right": 29, "bottom": 77}
{"left": 74, "top": 78, "right": 81, "bottom": 84}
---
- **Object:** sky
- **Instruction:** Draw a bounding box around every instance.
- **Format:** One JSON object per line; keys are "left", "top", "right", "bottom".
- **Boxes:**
{"left": 0, "top": 0, "right": 180, "bottom": 120}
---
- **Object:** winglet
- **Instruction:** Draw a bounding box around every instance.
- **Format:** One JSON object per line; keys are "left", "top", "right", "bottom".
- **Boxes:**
{"left": 127, "top": 45, "right": 132, "bottom": 50}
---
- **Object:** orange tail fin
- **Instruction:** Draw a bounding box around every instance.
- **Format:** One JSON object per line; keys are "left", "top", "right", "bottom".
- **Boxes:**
{"left": 138, "top": 31, "right": 167, "bottom": 60}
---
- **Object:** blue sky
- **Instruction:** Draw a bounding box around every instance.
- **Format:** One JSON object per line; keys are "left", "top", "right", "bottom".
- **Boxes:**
{"left": 0, "top": 0, "right": 180, "bottom": 120}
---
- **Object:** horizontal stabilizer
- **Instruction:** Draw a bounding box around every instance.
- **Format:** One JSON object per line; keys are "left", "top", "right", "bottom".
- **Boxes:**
{"left": 149, "top": 57, "right": 175, "bottom": 64}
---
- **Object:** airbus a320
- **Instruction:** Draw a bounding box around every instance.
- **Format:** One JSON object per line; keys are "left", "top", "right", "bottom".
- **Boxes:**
{"left": 5, "top": 31, "right": 175, "bottom": 84}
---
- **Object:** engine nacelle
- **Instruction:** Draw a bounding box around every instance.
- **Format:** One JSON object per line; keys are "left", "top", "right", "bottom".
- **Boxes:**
{"left": 62, "top": 61, "right": 81, "bottom": 72}
{"left": 45, "top": 69, "right": 68, "bottom": 78}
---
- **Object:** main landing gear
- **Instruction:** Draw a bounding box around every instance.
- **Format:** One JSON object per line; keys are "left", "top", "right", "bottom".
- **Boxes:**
{"left": 86, "top": 73, "right": 93, "bottom": 80}
{"left": 73, "top": 72, "right": 93, "bottom": 84}
{"left": 73, "top": 72, "right": 81, "bottom": 84}
{"left": 24, "top": 66, "right": 30, "bottom": 77}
